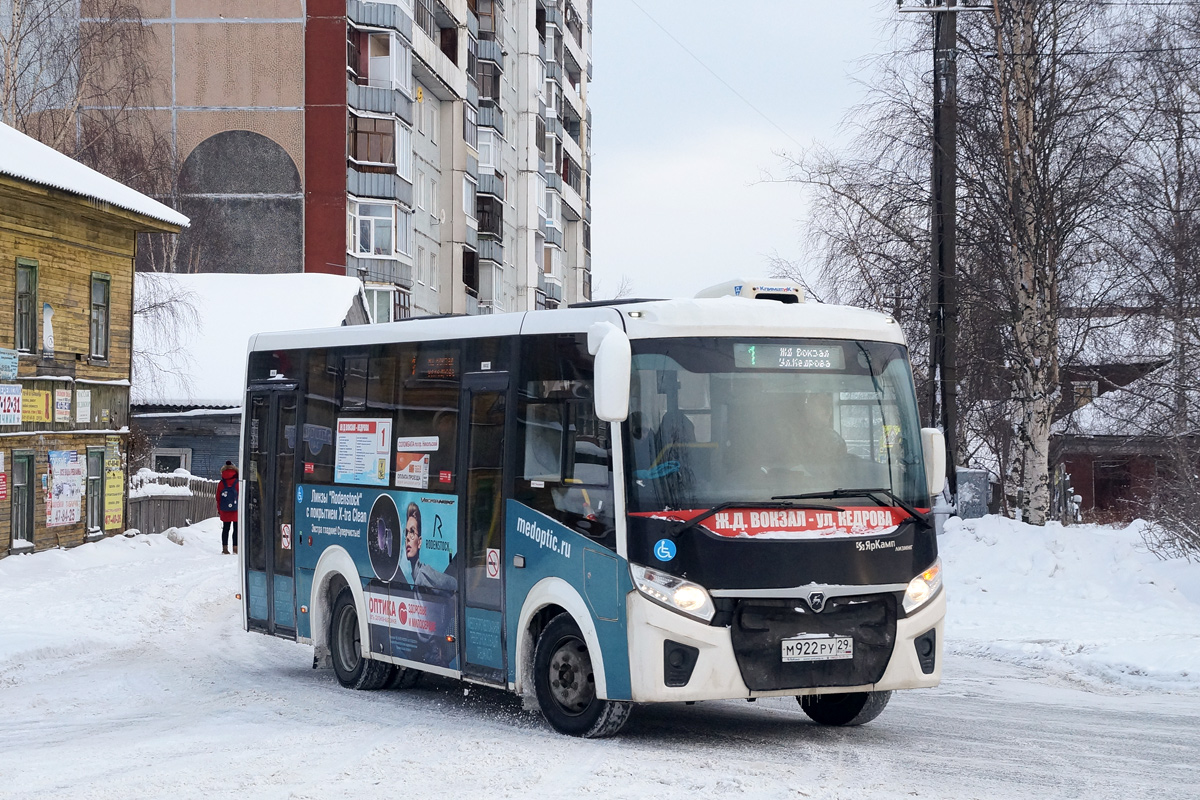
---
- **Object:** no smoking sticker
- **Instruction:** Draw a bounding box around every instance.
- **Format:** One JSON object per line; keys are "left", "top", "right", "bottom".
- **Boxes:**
{"left": 485, "top": 548, "right": 500, "bottom": 580}
{"left": 281, "top": 523, "right": 292, "bottom": 550}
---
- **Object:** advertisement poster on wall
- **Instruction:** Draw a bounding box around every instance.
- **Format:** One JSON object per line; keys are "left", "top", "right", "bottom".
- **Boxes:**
{"left": 54, "top": 389, "right": 72, "bottom": 423}
{"left": 76, "top": 390, "right": 92, "bottom": 424}
{"left": 104, "top": 437, "right": 123, "bottom": 530}
{"left": 333, "top": 418, "right": 392, "bottom": 487}
{"left": 296, "top": 485, "right": 459, "bottom": 668}
{"left": 22, "top": 389, "right": 52, "bottom": 424}
{"left": 0, "top": 385, "right": 20, "bottom": 425}
{"left": 47, "top": 450, "right": 84, "bottom": 527}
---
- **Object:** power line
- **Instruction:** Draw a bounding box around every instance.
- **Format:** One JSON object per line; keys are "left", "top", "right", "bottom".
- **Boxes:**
{"left": 622, "top": 0, "right": 805, "bottom": 149}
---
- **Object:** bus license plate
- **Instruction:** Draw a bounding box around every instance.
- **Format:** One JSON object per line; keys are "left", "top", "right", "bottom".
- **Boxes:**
{"left": 781, "top": 635, "right": 854, "bottom": 663}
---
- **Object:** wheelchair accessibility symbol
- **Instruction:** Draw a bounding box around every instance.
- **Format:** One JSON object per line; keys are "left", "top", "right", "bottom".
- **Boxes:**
{"left": 653, "top": 539, "right": 676, "bottom": 562}
{"left": 296, "top": 486, "right": 304, "bottom": 503}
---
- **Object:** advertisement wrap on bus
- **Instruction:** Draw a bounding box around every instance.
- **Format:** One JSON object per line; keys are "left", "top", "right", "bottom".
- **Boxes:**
{"left": 238, "top": 279, "right": 947, "bottom": 738}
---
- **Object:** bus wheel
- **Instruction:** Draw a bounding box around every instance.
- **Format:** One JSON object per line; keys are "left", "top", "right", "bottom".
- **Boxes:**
{"left": 330, "top": 587, "right": 394, "bottom": 690}
{"left": 798, "top": 690, "right": 891, "bottom": 726}
{"left": 388, "top": 667, "right": 422, "bottom": 690}
{"left": 533, "top": 613, "right": 632, "bottom": 738}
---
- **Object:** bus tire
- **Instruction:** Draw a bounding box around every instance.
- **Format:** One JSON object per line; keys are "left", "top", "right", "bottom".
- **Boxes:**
{"left": 798, "top": 690, "right": 891, "bottom": 726}
{"left": 387, "top": 667, "right": 423, "bottom": 690}
{"left": 330, "top": 587, "right": 393, "bottom": 690}
{"left": 533, "top": 613, "right": 632, "bottom": 738}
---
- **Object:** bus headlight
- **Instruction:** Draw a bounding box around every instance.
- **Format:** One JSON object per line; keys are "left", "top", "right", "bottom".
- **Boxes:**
{"left": 903, "top": 558, "right": 943, "bottom": 614}
{"left": 630, "top": 564, "right": 715, "bottom": 623}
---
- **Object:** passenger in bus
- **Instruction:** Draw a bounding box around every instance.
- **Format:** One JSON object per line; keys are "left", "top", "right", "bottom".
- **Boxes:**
{"left": 795, "top": 394, "right": 847, "bottom": 463}
{"left": 628, "top": 411, "right": 657, "bottom": 468}
{"left": 404, "top": 502, "right": 456, "bottom": 592}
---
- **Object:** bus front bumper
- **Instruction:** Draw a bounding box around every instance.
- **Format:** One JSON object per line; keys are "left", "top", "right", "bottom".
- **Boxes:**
{"left": 625, "top": 588, "right": 946, "bottom": 703}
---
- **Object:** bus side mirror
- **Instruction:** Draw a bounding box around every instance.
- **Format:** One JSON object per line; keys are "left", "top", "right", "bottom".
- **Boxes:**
{"left": 920, "top": 427, "right": 946, "bottom": 499}
{"left": 589, "top": 322, "right": 631, "bottom": 422}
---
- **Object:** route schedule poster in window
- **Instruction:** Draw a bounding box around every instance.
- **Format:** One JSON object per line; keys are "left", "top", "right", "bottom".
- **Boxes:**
{"left": 334, "top": 418, "right": 393, "bottom": 487}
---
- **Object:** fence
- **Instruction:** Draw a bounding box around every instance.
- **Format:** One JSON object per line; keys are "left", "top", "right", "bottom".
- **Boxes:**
{"left": 126, "top": 470, "right": 219, "bottom": 535}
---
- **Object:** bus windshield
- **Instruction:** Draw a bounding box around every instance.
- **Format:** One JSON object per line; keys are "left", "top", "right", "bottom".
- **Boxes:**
{"left": 624, "top": 338, "right": 928, "bottom": 513}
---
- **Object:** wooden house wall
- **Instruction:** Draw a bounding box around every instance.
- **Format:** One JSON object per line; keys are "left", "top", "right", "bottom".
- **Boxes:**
{"left": 0, "top": 175, "right": 180, "bottom": 557}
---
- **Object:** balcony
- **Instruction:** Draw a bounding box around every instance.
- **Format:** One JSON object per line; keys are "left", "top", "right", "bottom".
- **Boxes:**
{"left": 348, "top": 1, "right": 414, "bottom": 39}
{"left": 347, "top": 167, "right": 414, "bottom": 206}
{"left": 347, "top": 253, "right": 414, "bottom": 288}
{"left": 543, "top": 223, "right": 564, "bottom": 248}
{"left": 478, "top": 38, "right": 503, "bottom": 66}
{"left": 477, "top": 171, "right": 505, "bottom": 201}
{"left": 546, "top": 61, "right": 562, "bottom": 83}
{"left": 538, "top": 273, "right": 563, "bottom": 302}
{"left": 347, "top": 80, "right": 414, "bottom": 126}
{"left": 478, "top": 236, "right": 503, "bottom": 264}
{"left": 477, "top": 103, "right": 505, "bottom": 135}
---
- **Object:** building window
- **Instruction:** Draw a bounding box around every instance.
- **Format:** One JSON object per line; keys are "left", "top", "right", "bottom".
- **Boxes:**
{"left": 11, "top": 452, "right": 34, "bottom": 543}
{"left": 86, "top": 447, "right": 105, "bottom": 532}
{"left": 463, "top": 104, "right": 478, "bottom": 150}
{"left": 395, "top": 288, "right": 412, "bottom": 320}
{"left": 429, "top": 248, "right": 439, "bottom": 291}
{"left": 152, "top": 447, "right": 191, "bottom": 473}
{"left": 350, "top": 201, "right": 395, "bottom": 256}
{"left": 416, "top": 169, "right": 426, "bottom": 209}
{"left": 90, "top": 273, "right": 111, "bottom": 360}
{"left": 397, "top": 122, "right": 413, "bottom": 181}
{"left": 15, "top": 258, "right": 37, "bottom": 353}
{"left": 467, "top": 33, "right": 478, "bottom": 83}
{"left": 477, "top": 130, "right": 497, "bottom": 171}
{"left": 365, "top": 284, "right": 395, "bottom": 323}
{"left": 396, "top": 207, "right": 412, "bottom": 256}
{"left": 417, "top": 245, "right": 427, "bottom": 284}
{"left": 348, "top": 114, "right": 395, "bottom": 166}
{"left": 463, "top": 176, "right": 477, "bottom": 219}
{"left": 430, "top": 179, "right": 438, "bottom": 217}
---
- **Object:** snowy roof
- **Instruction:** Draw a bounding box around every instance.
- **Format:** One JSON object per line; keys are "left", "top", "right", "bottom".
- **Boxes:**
{"left": 0, "top": 122, "right": 189, "bottom": 228}
{"left": 132, "top": 273, "right": 368, "bottom": 407}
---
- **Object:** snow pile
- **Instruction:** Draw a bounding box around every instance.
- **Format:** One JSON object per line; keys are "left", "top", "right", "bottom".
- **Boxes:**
{"left": 941, "top": 515, "right": 1200, "bottom": 692}
{"left": 132, "top": 272, "right": 368, "bottom": 407}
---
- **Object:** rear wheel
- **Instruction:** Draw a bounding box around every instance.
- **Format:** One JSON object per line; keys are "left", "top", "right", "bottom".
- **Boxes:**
{"left": 329, "top": 587, "right": 393, "bottom": 690}
{"left": 533, "top": 613, "right": 632, "bottom": 738}
{"left": 798, "top": 690, "right": 891, "bottom": 726}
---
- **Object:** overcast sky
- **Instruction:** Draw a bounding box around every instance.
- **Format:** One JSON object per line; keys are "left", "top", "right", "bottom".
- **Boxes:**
{"left": 589, "top": 0, "right": 906, "bottom": 299}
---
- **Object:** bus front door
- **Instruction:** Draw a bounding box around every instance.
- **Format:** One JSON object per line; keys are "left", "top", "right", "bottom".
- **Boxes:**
{"left": 243, "top": 388, "right": 299, "bottom": 638}
{"left": 459, "top": 371, "right": 510, "bottom": 685}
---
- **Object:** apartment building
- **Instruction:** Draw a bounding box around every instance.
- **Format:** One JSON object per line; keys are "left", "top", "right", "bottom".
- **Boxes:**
{"left": 137, "top": 0, "right": 593, "bottom": 319}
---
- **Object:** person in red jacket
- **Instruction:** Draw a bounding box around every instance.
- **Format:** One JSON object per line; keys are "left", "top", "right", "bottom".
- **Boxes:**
{"left": 217, "top": 461, "right": 239, "bottom": 555}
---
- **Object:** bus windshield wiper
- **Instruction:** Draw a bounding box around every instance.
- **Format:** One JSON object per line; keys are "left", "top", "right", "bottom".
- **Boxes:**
{"left": 668, "top": 500, "right": 844, "bottom": 539}
{"left": 770, "top": 488, "right": 930, "bottom": 528}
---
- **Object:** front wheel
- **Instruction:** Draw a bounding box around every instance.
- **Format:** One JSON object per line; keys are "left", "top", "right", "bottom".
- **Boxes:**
{"left": 798, "top": 690, "right": 891, "bottom": 726}
{"left": 329, "top": 587, "right": 394, "bottom": 690}
{"left": 533, "top": 613, "right": 632, "bottom": 738}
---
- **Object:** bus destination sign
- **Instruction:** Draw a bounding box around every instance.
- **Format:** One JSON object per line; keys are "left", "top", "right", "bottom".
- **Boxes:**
{"left": 734, "top": 343, "right": 845, "bottom": 371}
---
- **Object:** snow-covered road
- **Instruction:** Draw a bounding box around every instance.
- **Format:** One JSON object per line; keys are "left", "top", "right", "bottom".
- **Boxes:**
{"left": 2, "top": 519, "right": 1197, "bottom": 799}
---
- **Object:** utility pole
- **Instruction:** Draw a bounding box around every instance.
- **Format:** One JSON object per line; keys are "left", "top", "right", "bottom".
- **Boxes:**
{"left": 899, "top": 0, "right": 991, "bottom": 499}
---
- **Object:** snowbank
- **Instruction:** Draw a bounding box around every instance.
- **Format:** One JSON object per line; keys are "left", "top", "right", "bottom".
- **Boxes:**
{"left": 941, "top": 515, "right": 1200, "bottom": 692}
{"left": 132, "top": 272, "right": 367, "bottom": 407}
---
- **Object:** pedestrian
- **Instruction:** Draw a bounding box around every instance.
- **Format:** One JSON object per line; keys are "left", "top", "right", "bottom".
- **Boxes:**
{"left": 217, "top": 460, "right": 239, "bottom": 555}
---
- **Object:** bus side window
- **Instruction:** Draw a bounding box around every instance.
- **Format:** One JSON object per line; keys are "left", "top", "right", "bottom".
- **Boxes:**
{"left": 395, "top": 342, "right": 460, "bottom": 493}
{"left": 302, "top": 349, "right": 338, "bottom": 484}
{"left": 516, "top": 334, "right": 615, "bottom": 548}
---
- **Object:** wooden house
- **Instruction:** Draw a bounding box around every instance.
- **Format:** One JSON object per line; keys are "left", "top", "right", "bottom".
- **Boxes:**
{"left": 0, "top": 123, "right": 188, "bottom": 556}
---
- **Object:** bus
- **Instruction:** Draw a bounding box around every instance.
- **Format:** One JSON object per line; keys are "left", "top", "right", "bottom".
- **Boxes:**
{"left": 238, "top": 282, "right": 946, "bottom": 738}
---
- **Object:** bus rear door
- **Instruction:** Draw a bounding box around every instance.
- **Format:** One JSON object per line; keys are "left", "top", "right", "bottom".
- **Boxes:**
{"left": 243, "top": 387, "right": 299, "bottom": 638}
{"left": 458, "top": 370, "right": 510, "bottom": 684}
